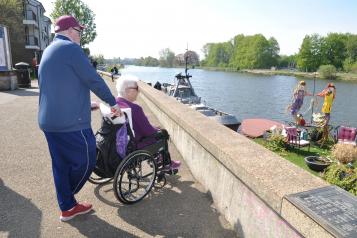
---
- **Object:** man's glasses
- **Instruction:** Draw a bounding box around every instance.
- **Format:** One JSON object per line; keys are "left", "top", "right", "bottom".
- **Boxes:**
{"left": 72, "top": 28, "right": 82, "bottom": 35}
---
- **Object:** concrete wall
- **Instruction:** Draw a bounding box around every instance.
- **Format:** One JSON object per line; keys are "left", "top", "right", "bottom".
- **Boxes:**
{"left": 136, "top": 80, "right": 335, "bottom": 238}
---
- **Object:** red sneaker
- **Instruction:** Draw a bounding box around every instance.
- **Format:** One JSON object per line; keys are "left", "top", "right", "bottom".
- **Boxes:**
{"left": 60, "top": 203, "right": 93, "bottom": 222}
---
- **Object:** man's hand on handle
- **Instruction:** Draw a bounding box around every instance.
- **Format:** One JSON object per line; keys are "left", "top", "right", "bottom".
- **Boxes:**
{"left": 91, "top": 101, "right": 99, "bottom": 111}
{"left": 110, "top": 104, "right": 122, "bottom": 117}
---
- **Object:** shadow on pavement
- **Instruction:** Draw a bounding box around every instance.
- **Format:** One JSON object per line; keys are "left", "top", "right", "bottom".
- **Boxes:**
{"left": 2, "top": 87, "right": 39, "bottom": 97}
{"left": 0, "top": 178, "right": 42, "bottom": 237}
{"left": 93, "top": 176, "right": 237, "bottom": 237}
{"left": 67, "top": 211, "right": 136, "bottom": 238}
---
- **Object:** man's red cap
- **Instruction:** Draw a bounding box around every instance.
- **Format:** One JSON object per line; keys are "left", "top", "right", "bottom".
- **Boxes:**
{"left": 54, "top": 15, "right": 84, "bottom": 33}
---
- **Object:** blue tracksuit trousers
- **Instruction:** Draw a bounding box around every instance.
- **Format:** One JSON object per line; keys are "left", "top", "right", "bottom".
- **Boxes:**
{"left": 44, "top": 128, "right": 96, "bottom": 211}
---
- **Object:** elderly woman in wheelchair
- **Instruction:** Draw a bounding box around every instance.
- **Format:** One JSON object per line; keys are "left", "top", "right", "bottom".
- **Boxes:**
{"left": 90, "top": 75, "right": 180, "bottom": 204}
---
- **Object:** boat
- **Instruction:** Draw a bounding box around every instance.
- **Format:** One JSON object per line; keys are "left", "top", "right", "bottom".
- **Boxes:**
{"left": 160, "top": 51, "right": 241, "bottom": 131}
{"left": 240, "top": 118, "right": 285, "bottom": 138}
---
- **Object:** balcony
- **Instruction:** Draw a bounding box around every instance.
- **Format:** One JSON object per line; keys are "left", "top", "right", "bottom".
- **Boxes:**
{"left": 23, "top": 10, "right": 38, "bottom": 27}
{"left": 25, "top": 35, "right": 40, "bottom": 50}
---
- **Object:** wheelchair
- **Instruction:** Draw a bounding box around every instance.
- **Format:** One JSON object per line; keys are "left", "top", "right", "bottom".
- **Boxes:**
{"left": 89, "top": 109, "right": 178, "bottom": 205}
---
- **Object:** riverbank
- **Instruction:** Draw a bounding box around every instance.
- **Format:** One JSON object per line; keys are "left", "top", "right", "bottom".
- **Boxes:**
{"left": 199, "top": 66, "right": 357, "bottom": 81}
{"left": 241, "top": 69, "right": 357, "bottom": 81}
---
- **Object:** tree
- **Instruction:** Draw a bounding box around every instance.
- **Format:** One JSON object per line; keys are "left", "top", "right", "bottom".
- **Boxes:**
{"left": 343, "top": 34, "right": 357, "bottom": 71}
{"left": 228, "top": 34, "right": 279, "bottom": 69}
{"left": 321, "top": 33, "right": 347, "bottom": 70}
{"left": 204, "top": 42, "right": 233, "bottom": 67}
{"left": 159, "top": 48, "right": 175, "bottom": 67}
{"left": 345, "top": 34, "right": 357, "bottom": 61}
{"left": 51, "top": 0, "right": 97, "bottom": 46}
{"left": 278, "top": 54, "right": 297, "bottom": 68}
{"left": 0, "top": 0, "right": 25, "bottom": 64}
{"left": 267, "top": 37, "right": 280, "bottom": 66}
{"left": 92, "top": 54, "right": 104, "bottom": 65}
{"left": 297, "top": 34, "right": 323, "bottom": 72}
{"left": 184, "top": 50, "right": 199, "bottom": 66}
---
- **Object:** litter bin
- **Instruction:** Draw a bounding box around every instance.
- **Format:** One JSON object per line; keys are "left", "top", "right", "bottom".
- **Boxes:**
{"left": 35, "top": 64, "right": 39, "bottom": 79}
{"left": 15, "top": 62, "right": 31, "bottom": 88}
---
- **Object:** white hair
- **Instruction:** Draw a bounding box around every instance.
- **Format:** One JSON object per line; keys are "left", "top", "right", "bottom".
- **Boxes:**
{"left": 116, "top": 74, "right": 139, "bottom": 97}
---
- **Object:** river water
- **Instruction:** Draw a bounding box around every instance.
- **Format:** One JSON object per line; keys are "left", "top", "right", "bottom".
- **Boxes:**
{"left": 121, "top": 66, "right": 357, "bottom": 128}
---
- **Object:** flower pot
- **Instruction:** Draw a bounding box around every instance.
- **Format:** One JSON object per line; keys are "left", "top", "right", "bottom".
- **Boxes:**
{"left": 304, "top": 156, "right": 332, "bottom": 172}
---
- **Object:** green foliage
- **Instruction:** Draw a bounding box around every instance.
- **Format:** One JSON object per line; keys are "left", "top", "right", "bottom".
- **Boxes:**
{"left": 200, "top": 32, "right": 357, "bottom": 72}
{"left": 309, "top": 127, "right": 323, "bottom": 142}
{"left": 345, "top": 34, "right": 357, "bottom": 63}
{"left": 297, "top": 34, "right": 323, "bottom": 72}
{"left": 159, "top": 48, "right": 175, "bottom": 67}
{"left": 202, "top": 42, "right": 233, "bottom": 67}
{"left": 104, "top": 57, "right": 121, "bottom": 65}
{"left": 51, "top": 0, "right": 97, "bottom": 46}
{"left": 321, "top": 33, "right": 347, "bottom": 70}
{"left": 266, "top": 135, "right": 287, "bottom": 154}
{"left": 91, "top": 54, "right": 105, "bottom": 65}
{"left": 318, "top": 65, "right": 337, "bottom": 79}
{"left": 351, "top": 62, "right": 357, "bottom": 73}
{"left": 277, "top": 54, "right": 297, "bottom": 68}
{"left": 297, "top": 33, "right": 357, "bottom": 72}
{"left": 0, "top": 0, "right": 25, "bottom": 62}
{"left": 82, "top": 47, "right": 90, "bottom": 56}
{"left": 135, "top": 56, "right": 159, "bottom": 67}
{"left": 343, "top": 59, "right": 357, "bottom": 73}
{"left": 323, "top": 163, "right": 357, "bottom": 196}
{"left": 230, "top": 34, "right": 280, "bottom": 69}
{"left": 202, "top": 34, "right": 280, "bottom": 70}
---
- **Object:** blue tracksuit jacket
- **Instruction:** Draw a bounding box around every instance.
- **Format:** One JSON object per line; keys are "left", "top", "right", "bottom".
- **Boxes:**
{"left": 38, "top": 35, "right": 116, "bottom": 132}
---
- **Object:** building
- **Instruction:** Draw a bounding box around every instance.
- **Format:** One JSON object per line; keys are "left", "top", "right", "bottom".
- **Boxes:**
{"left": 0, "top": 0, "right": 52, "bottom": 66}
{"left": 22, "top": 0, "right": 52, "bottom": 63}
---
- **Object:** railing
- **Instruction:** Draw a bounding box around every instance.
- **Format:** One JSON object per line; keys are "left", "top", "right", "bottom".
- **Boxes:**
{"left": 25, "top": 35, "right": 39, "bottom": 46}
{"left": 24, "top": 10, "right": 37, "bottom": 21}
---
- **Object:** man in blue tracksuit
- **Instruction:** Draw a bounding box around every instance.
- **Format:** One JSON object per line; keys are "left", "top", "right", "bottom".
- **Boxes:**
{"left": 38, "top": 15, "right": 121, "bottom": 221}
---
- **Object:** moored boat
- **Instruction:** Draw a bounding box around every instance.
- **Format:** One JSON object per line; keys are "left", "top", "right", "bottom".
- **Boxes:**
{"left": 161, "top": 50, "right": 241, "bottom": 131}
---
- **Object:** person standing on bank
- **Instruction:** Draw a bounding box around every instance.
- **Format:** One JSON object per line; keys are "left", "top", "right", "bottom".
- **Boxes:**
{"left": 38, "top": 15, "right": 121, "bottom": 222}
{"left": 317, "top": 83, "right": 336, "bottom": 145}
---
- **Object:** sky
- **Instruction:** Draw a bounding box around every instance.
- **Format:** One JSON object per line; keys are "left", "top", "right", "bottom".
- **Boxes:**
{"left": 40, "top": 0, "right": 357, "bottom": 59}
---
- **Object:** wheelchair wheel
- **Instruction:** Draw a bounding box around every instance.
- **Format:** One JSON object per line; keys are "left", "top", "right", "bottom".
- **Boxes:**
{"left": 88, "top": 149, "right": 112, "bottom": 185}
{"left": 113, "top": 150, "right": 157, "bottom": 204}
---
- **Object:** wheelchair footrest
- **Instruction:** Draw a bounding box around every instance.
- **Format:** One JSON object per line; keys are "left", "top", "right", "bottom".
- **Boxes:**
{"left": 164, "top": 168, "right": 178, "bottom": 175}
{"left": 155, "top": 173, "right": 167, "bottom": 188}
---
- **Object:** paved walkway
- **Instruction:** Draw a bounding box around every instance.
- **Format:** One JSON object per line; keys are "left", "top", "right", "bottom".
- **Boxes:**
{"left": 0, "top": 79, "right": 236, "bottom": 238}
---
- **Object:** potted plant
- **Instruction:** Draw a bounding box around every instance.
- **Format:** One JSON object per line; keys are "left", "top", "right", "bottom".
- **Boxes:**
{"left": 304, "top": 156, "right": 332, "bottom": 172}
{"left": 322, "top": 144, "right": 357, "bottom": 195}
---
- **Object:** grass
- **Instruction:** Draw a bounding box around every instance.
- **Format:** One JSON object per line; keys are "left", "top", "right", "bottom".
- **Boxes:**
{"left": 199, "top": 67, "right": 357, "bottom": 81}
{"left": 254, "top": 138, "right": 332, "bottom": 176}
{"left": 254, "top": 138, "right": 357, "bottom": 177}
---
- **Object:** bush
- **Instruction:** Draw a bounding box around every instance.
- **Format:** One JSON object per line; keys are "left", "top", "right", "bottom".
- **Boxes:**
{"left": 266, "top": 134, "right": 287, "bottom": 153}
{"left": 331, "top": 144, "right": 357, "bottom": 164}
{"left": 351, "top": 61, "right": 357, "bottom": 73}
{"left": 343, "top": 59, "right": 357, "bottom": 73}
{"left": 309, "top": 127, "right": 323, "bottom": 142}
{"left": 318, "top": 65, "right": 337, "bottom": 79}
{"left": 323, "top": 163, "right": 357, "bottom": 196}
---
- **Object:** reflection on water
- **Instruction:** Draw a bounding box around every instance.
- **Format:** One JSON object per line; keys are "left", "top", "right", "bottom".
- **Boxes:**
{"left": 122, "top": 66, "right": 357, "bottom": 127}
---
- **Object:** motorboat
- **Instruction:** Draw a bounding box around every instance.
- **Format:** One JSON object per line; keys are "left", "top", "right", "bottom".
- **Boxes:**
{"left": 160, "top": 51, "right": 241, "bottom": 131}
